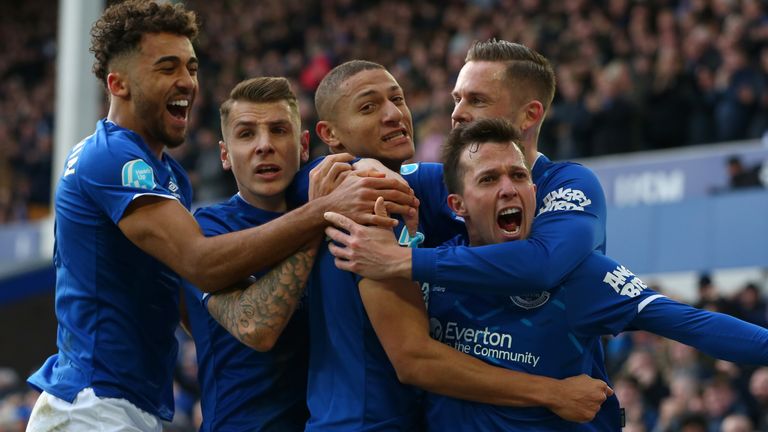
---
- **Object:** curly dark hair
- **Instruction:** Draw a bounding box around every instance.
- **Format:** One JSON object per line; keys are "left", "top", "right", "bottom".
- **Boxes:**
{"left": 90, "top": 0, "right": 199, "bottom": 86}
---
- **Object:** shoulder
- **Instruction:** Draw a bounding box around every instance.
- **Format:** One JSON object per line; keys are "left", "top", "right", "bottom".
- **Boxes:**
{"left": 193, "top": 197, "right": 240, "bottom": 236}
{"left": 77, "top": 122, "right": 153, "bottom": 182}
{"left": 536, "top": 161, "right": 606, "bottom": 216}
{"left": 400, "top": 162, "right": 443, "bottom": 179}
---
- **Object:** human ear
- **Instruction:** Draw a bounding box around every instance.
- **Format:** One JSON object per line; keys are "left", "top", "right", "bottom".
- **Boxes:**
{"left": 316, "top": 121, "right": 344, "bottom": 153}
{"left": 447, "top": 193, "right": 468, "bottom": 217}
{"left": 219, "top": 140, "right": 231, "bottom": 170}
{"left": 106, "top": 72, "right": 129, "bottom": 98}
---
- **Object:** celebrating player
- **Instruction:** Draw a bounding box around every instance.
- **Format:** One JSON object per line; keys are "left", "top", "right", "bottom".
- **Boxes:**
{"left": 26, "top": 2, "right": 413, "bottom": 430}
{"left": 325, "top": 118, "right": 768, "bottom": 430}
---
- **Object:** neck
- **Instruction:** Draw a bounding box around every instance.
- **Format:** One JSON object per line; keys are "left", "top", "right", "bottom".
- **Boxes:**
{"left": 239, "top": 191, "right": 287, "bottom": 213}
{"left": 521, "top": 125, "right": 540, "bottom": 168}
{"left": 107, "top": 103, "right": 165, "bottom": 160}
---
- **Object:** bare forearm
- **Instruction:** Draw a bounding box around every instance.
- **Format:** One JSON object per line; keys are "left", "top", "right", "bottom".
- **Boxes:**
{"left": 207, "top": 239, "right": 319, "bottom": 351}
{"left": 190, "top": 199, "right": 329, "bottom": 292}
{"left": 395, "top": 339, "right": 556, "bottom": 407}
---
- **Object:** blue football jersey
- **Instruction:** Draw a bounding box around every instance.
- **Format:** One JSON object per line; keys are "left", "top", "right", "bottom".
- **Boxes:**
{"left": 412, "top": 153, "right": 607, "bottom": 295}
{"left": 305, "top": 240, "right": 424, "bottom": 431}
{"left": 183, "top": 194, "right": 309, "bottom": 432}
{"left": 28, "top": 119, "right": 192, "bottom": 420}
{"left": 291, "top": 160, "right": 426, "bottom": 430}
{"left": 408, "top": 153, "right": 612, "bottom": 428}
{"left": 425, "top": 244, "right": 657, "bottom": 431}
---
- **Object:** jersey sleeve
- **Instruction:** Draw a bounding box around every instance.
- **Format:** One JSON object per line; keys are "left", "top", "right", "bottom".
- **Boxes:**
{"left": 564, "top": 254, "right": 662, "bottom": 336}
{"left": 77, "top": 137, "right": 177, "bottom": 224}
{"left": 400, "top": 162, "right": 466, "bottom": 247}
{"left": 631, "top": 297, "right": 768, "bottom": 364}
{"left": 412, "top": 162, "right": 606, "bottom": 295}
{"left": 285, "top": 157, "right": 323, "bottom": 208}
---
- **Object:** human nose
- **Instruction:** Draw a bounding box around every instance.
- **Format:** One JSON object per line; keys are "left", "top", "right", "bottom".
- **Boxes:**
{"left": 451, "top": 101, "right": 471, "bottom": 127}
{"left": 383, "top": 100, "right": 404, "bottom": 123}
{"left": 177, "top": 69, "right": 196, "bottom": 93}
{"left": 498, "top": 176, "right": 519, "bottom": 198}
{"left": 254, "top": 133, "right": 275, "bottom": 155}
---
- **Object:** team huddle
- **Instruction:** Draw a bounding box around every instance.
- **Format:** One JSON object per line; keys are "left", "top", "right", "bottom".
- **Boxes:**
{"left": 24, "top": 1, "right": 768, "bottom": 431}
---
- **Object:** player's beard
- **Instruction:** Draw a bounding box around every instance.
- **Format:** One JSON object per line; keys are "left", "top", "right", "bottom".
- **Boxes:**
{"left": 132, "top": 84, "right": 186, "bottom": 149}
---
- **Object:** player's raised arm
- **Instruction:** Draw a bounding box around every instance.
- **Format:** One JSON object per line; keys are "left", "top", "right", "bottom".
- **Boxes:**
{"left": 324, "top": 169, "right": 602, "bottom": 296}
{"left": 119, "top": 170, "right": 414, "bottom": 293}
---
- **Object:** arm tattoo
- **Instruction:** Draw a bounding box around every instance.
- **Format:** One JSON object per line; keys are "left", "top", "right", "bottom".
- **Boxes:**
{"left": 207, "top": 241, "right": 318, "bottom": 348}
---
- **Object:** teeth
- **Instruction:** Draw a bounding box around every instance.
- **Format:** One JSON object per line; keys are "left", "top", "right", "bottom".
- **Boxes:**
{"left": 499, "top": 208, "right": 520, "bottom": 216}
{"left": 383, "top": 131, "right": 405, "bottom": 141}
{"left": 169, "top": 100, "right": 189, "bottom": 107}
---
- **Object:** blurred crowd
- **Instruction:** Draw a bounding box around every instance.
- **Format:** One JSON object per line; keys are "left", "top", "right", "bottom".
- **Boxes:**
{"left": 2, "top": 0, "right": 768, "bottom": 223}
{"left": 2, "top": 0, "right": 768, "bottom": 431}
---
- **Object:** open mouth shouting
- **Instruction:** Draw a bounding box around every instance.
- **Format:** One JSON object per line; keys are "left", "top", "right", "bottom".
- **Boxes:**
{"left": 497, "top": 206, "right": 522, "bottom": 237}
{"left": 167, "top": 99, "right": 190, "bottom": 125}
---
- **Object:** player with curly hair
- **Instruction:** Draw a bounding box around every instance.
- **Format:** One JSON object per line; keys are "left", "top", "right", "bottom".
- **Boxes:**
{"left": 26, "top": 2, "right": 415, "bottom": 430}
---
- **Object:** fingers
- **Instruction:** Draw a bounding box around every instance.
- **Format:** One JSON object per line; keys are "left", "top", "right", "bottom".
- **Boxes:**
{"left": 403, "top": 205, "right": 418, "bottom": 236}
{"left": 327, "top": 161, "right": 353, "bottom": 183}
{"left": 605, "top": 385, "right": 614, "bottom": 397}
{"left": 326, "top": 237, "right": 352, "bottom": 260}
{"left": 384, "top": 201, "right": 416, "bottom": 217}
{"left": 353, "top": 169, "right": 386, "bottom": 179}
{"left": 311, "top": 154, "right": 355, "bottom": 182}
{"left": 323, "top": 211, "right": 355, "bottom": 231}
{"left": 373, "top": 197, "right": 388, "bottom": 218}
{"left": 355, "top": 213, "right": 399, "bottom": 228}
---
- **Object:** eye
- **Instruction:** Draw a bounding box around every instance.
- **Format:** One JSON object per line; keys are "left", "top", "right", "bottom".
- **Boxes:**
{"left": 271, "top": 126, "right": 289, "bottom": 134}
{"left": 391, "top": 95, "right": 405, "bottom": 105}
{"left": 479, "top": 175, "right": 496, "bottom": 184}
{"left": 237, "top": 129, "right": 253, "bottom": 139}
{"left": 360, "top": 103, "right": 376, "bottom": 114}
{"left": 513, "top": 171, "right": 529, "bottom": 180}
{"left": 188, "top": 65, "right": 199, "bottom": 76}
{"left": 452, "top": 95, "right": 461, "bottom": 104}
{"left": 470, "top": 96, "right": 486, "bottom": 106}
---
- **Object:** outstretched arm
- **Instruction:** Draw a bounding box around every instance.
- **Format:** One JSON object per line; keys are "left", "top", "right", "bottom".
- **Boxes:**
{"left": 359, "top": 277, "right": 613, "bottom": 422}
{"left": 631, "top": 296, "right": 768, "bottom": 364}
{"left": 119, "top": 168, "right": 414, "bottom": 293}
{"left": 326, "top": 163, "right": 606, "bottom": 295}
{"left": 325, "top": 210, "right": 597, "bottom": 295}
{"left": 206, "top": 238, "right": 320, "bottom": 352}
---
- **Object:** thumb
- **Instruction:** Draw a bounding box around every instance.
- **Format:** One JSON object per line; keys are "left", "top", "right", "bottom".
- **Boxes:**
{"left": 374, "top": 197, "right": 388, "bottom": 218}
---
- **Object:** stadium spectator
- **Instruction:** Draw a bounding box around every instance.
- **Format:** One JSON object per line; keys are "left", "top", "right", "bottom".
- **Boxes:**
{"left": 726, "top": 155, "right": 764, "bottom": 189}
{"left": 6, "top": 0, "right": 768, "bottom": 224}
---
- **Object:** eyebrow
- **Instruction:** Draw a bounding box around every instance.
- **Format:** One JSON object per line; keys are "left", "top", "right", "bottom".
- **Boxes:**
{"left": 353, "top": 85, "right": 403, "bottom": 101}
{"left": 153, "top": 56, "right": 199, "bottom": 66}
{"left": 453, "top": 89, "right": 489, "bottom": 98}
{"left": 233, "top": 119, "right": 293, "bottom": 128}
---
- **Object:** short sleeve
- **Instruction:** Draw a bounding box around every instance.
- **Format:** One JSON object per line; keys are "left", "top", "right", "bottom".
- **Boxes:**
{"left": 77, "top": 136, "right": 177, "bottom": 224}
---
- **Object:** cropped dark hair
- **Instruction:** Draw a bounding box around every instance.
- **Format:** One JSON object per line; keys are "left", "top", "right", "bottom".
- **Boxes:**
{"left": 466, "top": 39, "right": 556, "bottom": 111}
{"left": 90, "top": 0, "right": 199, "bottom": 86}
{"left": 220, "top": 77, "right": 300, "bottom": 132}
{"left": 442, "top": 118, "right": 523, "bottom": 194}
{"left": 314, "top": 60, "right": 385, "bottom": 121}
